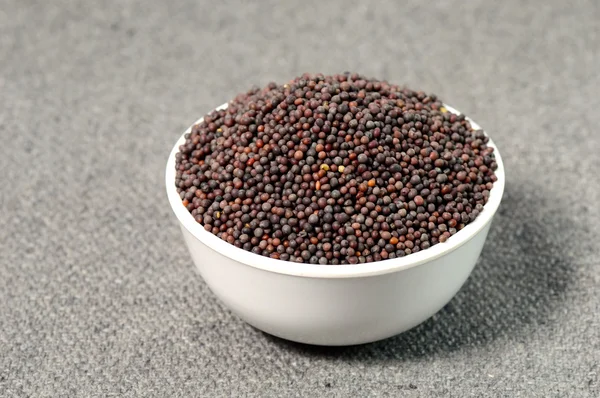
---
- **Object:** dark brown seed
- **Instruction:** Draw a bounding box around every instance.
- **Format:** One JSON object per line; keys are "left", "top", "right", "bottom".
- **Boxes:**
{"left": 175, "top": 73, "right": 497, "bottom": 265}
{"left": 380, "top": 231, "right": 391, "bottom": 240}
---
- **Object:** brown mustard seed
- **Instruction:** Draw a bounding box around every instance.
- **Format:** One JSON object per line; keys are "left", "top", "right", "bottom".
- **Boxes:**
{"left": 175, "top": 72, "right": 498, "bottom": 265}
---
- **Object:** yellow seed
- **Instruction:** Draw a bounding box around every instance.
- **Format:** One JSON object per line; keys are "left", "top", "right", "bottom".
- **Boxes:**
{"left": 338, "top": 165, "right": 345, "bottom": 173}
{"left": 245, "top": 223, "right": 250, "bottom": 228}
{"left": 320, "top": 164, "right": 330, "bottom": 171}
{"left": 215, "top": 211, "right": 221, "bottom": 219}
{"left": 216, "top": 128, "right": 222, "bottom": 133}
{"left": 283, "top": 84, "right": 289, "bottom": 88}
{"left": 440, "top": 107, "right": 448, "bottom": 113}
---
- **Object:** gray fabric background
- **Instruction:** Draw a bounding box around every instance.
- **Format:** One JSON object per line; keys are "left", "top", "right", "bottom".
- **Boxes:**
{"left": 1, "top": 0, "right": 599, "bottom": 396}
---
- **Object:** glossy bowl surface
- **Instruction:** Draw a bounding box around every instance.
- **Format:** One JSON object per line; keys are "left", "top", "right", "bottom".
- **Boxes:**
{"left": 166, "top": 103, "right": 505, "bottom": 345}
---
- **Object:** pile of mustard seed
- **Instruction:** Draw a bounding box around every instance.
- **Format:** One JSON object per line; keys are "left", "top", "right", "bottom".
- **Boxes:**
{"left": 175, "top": 73, "right": 498, "bottom": 264}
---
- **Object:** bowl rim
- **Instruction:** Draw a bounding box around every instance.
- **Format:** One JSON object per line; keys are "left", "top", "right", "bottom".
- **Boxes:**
{"left": 166, "top": 103, "right": 505, "bottom": 278}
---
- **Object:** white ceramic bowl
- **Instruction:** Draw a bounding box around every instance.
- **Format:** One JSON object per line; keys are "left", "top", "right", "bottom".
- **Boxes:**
{"left": 166, "top": 104, "right": 505, "bottom": 346}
